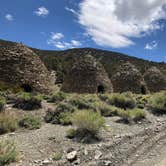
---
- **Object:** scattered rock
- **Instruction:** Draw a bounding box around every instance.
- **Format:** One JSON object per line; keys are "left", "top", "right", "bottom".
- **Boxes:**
{"left": 67, "top": 151, "right": 77, "bottom": 162}
{"left": 42, "top": 159, "right": 52, "bottom": 165}
{"left": 84, "top": 149, "right": 88, "bottom": 155}
{"left": 94, "top": 150, "right": 102, "bottom": 160}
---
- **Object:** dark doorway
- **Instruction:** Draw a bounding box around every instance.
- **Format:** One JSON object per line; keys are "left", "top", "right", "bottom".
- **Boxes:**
{"left": 97, "top": 85, "right": 105, "bottom": 93}
{"left": 21, "top": 84, "right": 32, "bottom": 92}
{"left": 141, "top": 85, "right": 146, "bottom": 95}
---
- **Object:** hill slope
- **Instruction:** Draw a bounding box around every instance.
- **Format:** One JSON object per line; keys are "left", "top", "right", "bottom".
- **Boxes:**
{"left": 0, "top": 39, "right": 166, "bottom": 83}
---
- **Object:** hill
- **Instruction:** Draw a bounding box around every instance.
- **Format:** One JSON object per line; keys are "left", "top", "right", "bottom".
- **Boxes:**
{"left": 0, "top": 39, "right": 166, "bottom": 83}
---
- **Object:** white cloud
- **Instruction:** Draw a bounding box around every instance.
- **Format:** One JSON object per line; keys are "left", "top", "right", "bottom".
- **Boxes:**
{"left": 65, "top": 7, "right": 78, "bottom": 15}
{"left": 5, "top": 14, "right": 13, "bottom": 21}
{"left": 78, "top": 0, "right": 166, "bottom": 48}
{"left": 51, "top": 32, "right": 64, "bottom": 40}
{"left": 145, "top": 41, "right": 158, "bottom": 50}
{"left": 47, "top": 32, "right": 82, "bottom": 49}
{"left": 34, "top": 7, "right": 49, "bottom": 17}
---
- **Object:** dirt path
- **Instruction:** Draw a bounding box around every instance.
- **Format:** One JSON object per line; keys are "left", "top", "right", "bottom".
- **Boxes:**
{"left": 97, "top": 119, "right": 166, "bottom": 166}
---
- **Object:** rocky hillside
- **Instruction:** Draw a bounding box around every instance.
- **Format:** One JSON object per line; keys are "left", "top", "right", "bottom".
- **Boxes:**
{"left": 0, "top": 39, "right": 166, "bottom": 83}
{"left": 33, "top": 47, "right": 166, "bottom": 84}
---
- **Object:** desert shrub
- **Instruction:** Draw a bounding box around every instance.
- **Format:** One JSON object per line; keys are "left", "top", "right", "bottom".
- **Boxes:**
{"left": 68, "top": 95, "right": 99, "bottom": 111}
{"left": 52, "top": 152, "right": 62, "bottom": 161}
{"left": 117, "top": 108, "right": 146, "bottom": 123}
{"left": 0, "top": 140, "right": 19, "bottom": 165}
{"left": 0, "top": 112, "right": 18, "bottom": 134}
{"left": 69, "top": 110, "right": 105, "bottom": 142}
{"left": 19, "top": 116, "right": 41, "bottom": 130}
{"left": 148, "top": 91, "right": 166, "bottom": 114}
{"left": 59, "top": 112, "right": 72, "bottom": 125}
{"left": 107, "top": 93, "right": 136, "bottom": 109}
{"left": 47, "top": 92, "right": 66, "bottom": 103}
{"left": 135, "top": 95, "right": 150, "bottom": 109}
{"left": 0, "top": 97, "right": 6, "bottom": 112}
{"left": 99, "top": 104, "right": 118, "bottom": 117}
{"left": 13, "top": 92, "right": 42, "bottom": 110}
{"left": 66, "top": 128, "right": 77, "bottom": 139}
{"left": 44, "top": 102, "right": 75, "bottom": 125}
{"left": 0, "top": 81, "right": 22, "bottom": 93}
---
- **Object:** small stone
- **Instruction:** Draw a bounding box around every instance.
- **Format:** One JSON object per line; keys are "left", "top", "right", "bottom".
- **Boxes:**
{"left": 8, "top": 132, "right": 15, "bottom": 136}
{"left": 84, "top": 149, "right": 88, "bottom": 155}
{"left": 73, "top": 158, "right": 80, "bottom": 165}
{"left": 104, "top": 161, "right": 112, "bottom": 166}
{"left": 115, "top": 135, "right": 121, "bottom": 139}
{"left": 67, "top": 151, "right": 77, "bottom": 162}
{"left": 94, "top": 150, "right": 102, "bottom": 160}
{"left": 42, "top": 159, "right": 52, "bottom": 165}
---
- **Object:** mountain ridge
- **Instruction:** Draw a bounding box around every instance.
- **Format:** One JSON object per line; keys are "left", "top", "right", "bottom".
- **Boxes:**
{"left": 0, "top": 39, "right": 166, "bottom": 83}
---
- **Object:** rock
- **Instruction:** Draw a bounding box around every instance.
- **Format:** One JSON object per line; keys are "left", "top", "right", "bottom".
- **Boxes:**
{"left": 67, "top": 151, "right": 77, "bottom": 162}
{"left": 94, "top": 150, "right": 102, "bottom": 160}
{"left": 104, "top": 161, "right": 112, "bottom": 166}
{"left": 42, "top": 159, "right": 52, "bottom": 165}
{"left": 73, "top": 158, "right": 81, "bottom": 165}
{"left": 84, "top": 149, "right": 88, "bottom": 155}
{"left": 8, "top": 132, "right": 15, "bottom": 136}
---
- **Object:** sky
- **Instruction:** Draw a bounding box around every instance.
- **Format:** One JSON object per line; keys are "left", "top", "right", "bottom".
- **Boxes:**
{"left": 1, "top": 0, "right": 166, "bottom": 62}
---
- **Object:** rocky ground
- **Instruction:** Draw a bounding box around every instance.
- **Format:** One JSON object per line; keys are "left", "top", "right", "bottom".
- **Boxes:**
{"left": 0, "top": 101, "right": 166, "bottom": 166}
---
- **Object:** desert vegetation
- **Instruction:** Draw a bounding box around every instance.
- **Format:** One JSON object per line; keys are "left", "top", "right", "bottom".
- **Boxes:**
{"left": 0, "top": 140, "right": 19, "bottom": 165}
{"left": 0, "top": 89, "right": 166, "bottom": 165}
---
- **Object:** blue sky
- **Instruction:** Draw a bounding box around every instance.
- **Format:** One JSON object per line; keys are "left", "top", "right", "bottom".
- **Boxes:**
{"left": 1, "top": 0, "right": 166, "bottom": 62}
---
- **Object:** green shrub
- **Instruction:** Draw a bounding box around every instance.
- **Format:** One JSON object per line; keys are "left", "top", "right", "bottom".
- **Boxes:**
{"left": 117, "top": 108, "right": 146, "bottom": 123}
{"left": 148, "top": 91, "right": 166, "bottom": 114}
{"left": 0, "top": 112, "right": 18, "bottom": 134}
{"left": 0, "top": 97, "right": 6, "bottom": 112}
{"left": 52, "top": 152, "right": 62, "bottom": 161}
{"left": 99, "top": 104, "right": 118, "bottom": 117}
{"left": 19, "top": 116, "right": 41, "bottom": 130}
{"left": 135, "top": 95, "right": 150, "bottom": 109}
{"left": 0, "top": 140, "right": 19, "bottom": 165}
{"left": 107, "top": 93, "right": 136, "bottom": 109}
{"left": 13, "top": 93, "right": 42, "bottom": 110}
{"left": 66, "top": 128, "right": 76, "bottom": 139}
{"left": 59, "top": 112, "right": 72, "bottom": 125}
{"left": 68, "top": 95, "right": 100, "bottom": 111}
{"left": 48, "top": 92, "right": 66, "bottom": 103}
{"left": 44, "top": 102, "right": 75, "bottom": 125}
{"left": 0, "top": 81, "right": 22, "bottom": 93}
{"left": 70, "top": 110, "right": 105, "bottom": 141}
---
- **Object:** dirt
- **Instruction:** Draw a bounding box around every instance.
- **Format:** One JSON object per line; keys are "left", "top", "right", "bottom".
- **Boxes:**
{"left": 0, "top": 102, "right": 166, "bottom": 166}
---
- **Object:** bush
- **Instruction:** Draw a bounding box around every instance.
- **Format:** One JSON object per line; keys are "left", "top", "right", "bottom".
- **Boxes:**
{"left": 68, "top": 95, "right": 100, "bottom": 111}
{"left": 0, "top": 97, "right": 6, "bottom": 112}
{"left": 107, "top": 93, "right": 136, "bottom": 109}
{"left": 99, "top": 104, "right": 118, "bottom": 117}
{"left": 0, "top": 140, "right": 19, "bottom": 165}
{"left": 0, "top": 112, "right": 18, "bottom": 134}
{"left": 13, "top": 93, "right": 42, "bottom": 110}
{"left": 117, "top": 108, "right": 146, "bottom": 123}
{"left": 19, "top": 116, "right": 41, "bottom": 130}
{"left": 135, "top": 95, "right": 150, "bottom": 109}
{"left": 70, "top": 110, "right": 105, "bottom": 142}
{"left": 66, "top": 128, "right": 77, "bottom": 139}
{"left": 52, "top": 152, "right": 62, "bottom": 161}
{"left": 44, "top": 102, "right": 75, "bottom": 125}
{"left": 148, "top": 91, "right": 166, "bottom": 114}
{"left": 47, "top": 92, "right": 66, "bottom": 103}
{"left": 59, "top": 112, "right": 72, "bottom": 125}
